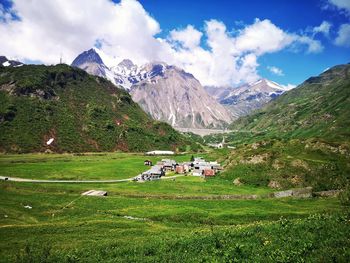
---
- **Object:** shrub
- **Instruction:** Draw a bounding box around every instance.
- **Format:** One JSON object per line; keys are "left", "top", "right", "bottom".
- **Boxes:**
{"left": 339, "top": 184, "right": 350, "bottom": 206}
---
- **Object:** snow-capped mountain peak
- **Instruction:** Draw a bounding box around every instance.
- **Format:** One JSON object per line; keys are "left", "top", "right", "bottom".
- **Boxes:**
{"left": 249, "top": 79, "right": 283, "bottom": 91}
{"left": 205, "top": 78, "right": 293, "bottom": 118}
{"left": 70, "top": 48, "right": 110, "bottom": 79}
{"left": 71, "top": 48, "right": 233, "bottom": 128}
{"left": 0, "top": 56, "right": 23, "bottom": 67}
{"left": 108, "top": 61, "right": 169, "bottom": 90}
{"left": 71, "top": 49, "right": 176, "bottom": 90}
{"left": 71, "top": 48, "right": 104, "bottom": 67}
{"left": 118, "top": 59, "right": 135, "bottom": 69}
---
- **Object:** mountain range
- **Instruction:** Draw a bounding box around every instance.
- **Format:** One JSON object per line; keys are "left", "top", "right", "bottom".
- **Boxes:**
{"left": 71, "top": 48, "right": 233, "bottom": 129}
{"left": 205, "top": 79, "right": 291, "bottom": 118}
{"left": 1, "top": 50, "right": 295, "bottom": 133}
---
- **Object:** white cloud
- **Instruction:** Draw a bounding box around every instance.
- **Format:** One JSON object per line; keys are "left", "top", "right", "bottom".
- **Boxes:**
{"left": 313, "top": 21, "right": 332, "bottom": 36}
{"left": 0, "top": 0, "right": 325, "bottom": 87}
{"left": 167, "top": 18, "right": 322, "bottom": 86}
{"left": 334, "top": 23, "right": 350, "bottom": 47}
{"left": 235, "top": 19, "right": 294, "bottom": 55}
{"left": 169, "top": 25, "right": 203, "bottom": 49}
{"left": 267, "top": 66, "right": 284, "bottom": 76}
{"left": 327, "top": 0, "right": 350, "bottom": 15}
{"left": 293, "top": 35, "right": 324, "bottom": 53}
{"left": 0, "top": 0, "right": 163, "bottom": 65}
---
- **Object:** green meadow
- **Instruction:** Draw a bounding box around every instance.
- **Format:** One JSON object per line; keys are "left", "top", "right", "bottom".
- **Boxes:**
{"left": 0, "top": 153, "right": 349, "bottom": 262}
{"left": 0, "top": 152, "right": 206, "bottom": 180}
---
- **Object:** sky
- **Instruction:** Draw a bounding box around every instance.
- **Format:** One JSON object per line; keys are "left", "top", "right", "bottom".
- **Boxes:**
{"left": 0, "top": 0, "right": 349, "bottom": 88}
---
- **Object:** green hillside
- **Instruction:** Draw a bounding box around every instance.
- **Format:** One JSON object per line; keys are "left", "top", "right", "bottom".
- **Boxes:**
{"left": 229, "top": 63, "right": 350, "bottom": 143}
{"left": 0, "top": 64, "right": 200, "bottom": 153}
{"left": 218, "top": 64, "right": 350, "bottom": 191}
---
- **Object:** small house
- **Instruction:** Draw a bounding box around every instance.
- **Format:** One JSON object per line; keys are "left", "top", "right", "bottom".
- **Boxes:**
{"left": 161, "top": 159, "right": 177, "bottom": 171}
{"left": 189, "top": 157, "right": 222, "bottom": 177}
{"left": 192, "top": 169, "right": 203, "bottom": 176}
{"left": 203, "top": 169, "right": 215, "bottom": 177}
{"left": 175, "top": 165, "right": 185, "bottom": 174}
{"left": 137, "top": 165, "right": 165, "bottom": 181}
{"left": 183, "top": 164, "right": 190, "bottom": 173}
{"left": 194, "top": 157, "right": 205, "bottom": 163}
{"left": 144, "top": 160, "right": 153, "bottom": 166}
{"left": 209, "top": 161, "right": 222, "bottom": 172}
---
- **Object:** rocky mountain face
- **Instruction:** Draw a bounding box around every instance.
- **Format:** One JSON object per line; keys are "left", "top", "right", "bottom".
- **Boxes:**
{"left": 130, "top": 64, "right": 233, "bottom": 128}
{"left": 205, "top": 79, "right": 290, "bottom": 117}
{"left": 71, "top": 48, "right": 109, "bottom": 78}
{"left": 71, "top": 49, "right": 233, "bottom": 129}
{"left": 109, "top": 59, "right": 173, "bottom": 91}
{"left": 0, "top": 56, "right": 23, "bottom": 67}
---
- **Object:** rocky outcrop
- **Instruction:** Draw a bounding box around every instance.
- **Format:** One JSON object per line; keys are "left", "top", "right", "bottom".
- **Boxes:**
{"left": 233, "top": 178, "right": 243, "bottom": 186}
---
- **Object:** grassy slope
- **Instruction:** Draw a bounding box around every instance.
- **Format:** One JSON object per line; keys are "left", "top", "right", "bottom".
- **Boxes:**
{"left": 0, "top": 181, "right": 348, "bottom": 262}
{"left": 205, "top": 64, "right": 350, "bottom": 191}
{"left": 221, "top": 139, "right": 350, "bottom": 191}
{"left": 228, "top": 64, "right": 350, "bottom": 143}
{"left": 0, "top": 64, "right": 200, "bottom": 153}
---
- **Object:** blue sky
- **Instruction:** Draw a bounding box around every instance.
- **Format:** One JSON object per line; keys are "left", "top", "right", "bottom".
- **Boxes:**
{"left": 138, "top": 0, "right": 350, "bottom": 85}
{"left": 1, "top": 0, "right": 349, "bottom": 87}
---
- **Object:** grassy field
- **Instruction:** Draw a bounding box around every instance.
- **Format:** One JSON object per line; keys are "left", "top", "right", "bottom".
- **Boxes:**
{"left": 0, "top": 153, "right": 349, "bottom": 262}
{"left": 0, "top": 152, "right": 273, "bottom": 197}
{"left": 0, "top": 152, "right": 205, "bottom": 180}
{"left": 1, "top": 182, "right": 348, "bottom": 262}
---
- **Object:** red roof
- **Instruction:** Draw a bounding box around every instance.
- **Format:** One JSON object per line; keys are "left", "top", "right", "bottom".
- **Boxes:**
{"left": 203, "top": 169, "right": 215, "bottom": 176}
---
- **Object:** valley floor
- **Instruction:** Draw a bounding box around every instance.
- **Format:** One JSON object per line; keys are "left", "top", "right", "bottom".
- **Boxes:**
{"left": 0, "top": 153, "right": 349, "bottom": 262}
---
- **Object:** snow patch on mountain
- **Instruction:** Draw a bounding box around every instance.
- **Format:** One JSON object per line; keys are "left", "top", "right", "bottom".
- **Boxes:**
{"left": 0, "top": 56, "right": 23, "bottom": 67}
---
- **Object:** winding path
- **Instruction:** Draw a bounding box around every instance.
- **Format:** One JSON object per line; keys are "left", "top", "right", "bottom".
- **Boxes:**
{"left": 0, "top": 174, "right": 184, "bottom": 183}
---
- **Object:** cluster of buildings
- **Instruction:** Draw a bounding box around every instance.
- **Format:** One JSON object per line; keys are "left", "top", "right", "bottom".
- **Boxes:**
{"left": 189, "top": 157, "right": 222, "bottom": 176}
{"left": 134, "top": 157, "right": 222, "bottom": 182}
{"left": 135, "top": 165, "right": 165, "bottom": 181}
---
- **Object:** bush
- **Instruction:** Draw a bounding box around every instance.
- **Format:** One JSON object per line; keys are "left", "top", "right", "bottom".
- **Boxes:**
{"left": 339, "top": 184, "right": 350, "bottom": 206}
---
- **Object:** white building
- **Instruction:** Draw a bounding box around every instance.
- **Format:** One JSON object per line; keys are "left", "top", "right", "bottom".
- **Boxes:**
{"left": 145, "top": 150, "right": 175, "bottom": 155}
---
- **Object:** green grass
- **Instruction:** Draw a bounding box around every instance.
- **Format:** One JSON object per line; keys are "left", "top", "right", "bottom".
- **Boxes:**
{"left": 0, "top": 177, "right": 274, "bottom": 198}
{"left": 0, "top": 181, "right": 348, "bottom": 262}
{"left": 0, "top": 153, "right": 349, "bottom": 262}
{"left": 1, "top": 183, "right": 340, "bottom": 226}
{"left": 0, "top": 153, "right": 156, "bottom": 180}
{"left": 0, "top": 153, "right": 204, "bottom": 180}
{"left": 0, "top": 152, "right": 274, "bottom": 196}
{"left": 220, "top": 139, "right": 350, "bottom": 191}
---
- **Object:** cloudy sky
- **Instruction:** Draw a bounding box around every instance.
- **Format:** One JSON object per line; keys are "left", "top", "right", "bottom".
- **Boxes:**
{"left": 1, "top": 0, "right": 349, "bottom": 88}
